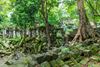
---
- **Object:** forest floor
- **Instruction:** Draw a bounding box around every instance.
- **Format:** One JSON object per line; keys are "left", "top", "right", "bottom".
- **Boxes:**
{"left": 0, "top": 41, "right": 100, "bottom": 67}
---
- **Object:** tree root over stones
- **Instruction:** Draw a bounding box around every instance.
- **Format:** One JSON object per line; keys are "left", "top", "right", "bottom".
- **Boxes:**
{"left": 72, "top": 23, "right": 100, "bottom": 43}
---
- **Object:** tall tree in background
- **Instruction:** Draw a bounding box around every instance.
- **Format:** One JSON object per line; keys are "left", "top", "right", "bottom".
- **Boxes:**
{"left": 41, "top": 0, "right": 51, "bottom": 48}
{"left": 73, "top": 0, "right": 98, "bottom": 42}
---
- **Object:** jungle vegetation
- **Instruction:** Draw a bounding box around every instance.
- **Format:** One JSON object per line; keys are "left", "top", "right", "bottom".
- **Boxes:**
{"left": 0, "top": 0, "right": 100, "bottom": 67}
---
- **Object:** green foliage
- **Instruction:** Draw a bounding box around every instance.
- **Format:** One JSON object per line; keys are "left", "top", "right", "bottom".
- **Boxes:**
{"left": 11, "top": 0, "right": 40, "bottom": 28}
{"left": 48, "top": 7, "right": 61, "bottom": 25}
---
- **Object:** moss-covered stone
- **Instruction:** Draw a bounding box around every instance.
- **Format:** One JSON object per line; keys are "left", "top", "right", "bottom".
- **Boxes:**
{"left": 90, "top": 56, "right": 100, "bottom": 62}
{"left": 62, "top": 65, "right": 69, "bottom": 67}
{"left": 80, "top": 58, "right": 89, "bottom": 64}
{"left": 40, "top": 61, "right": 50, "bottom": 67}
{"left": 56, "top": 59, "right": 65, "bottom": 66}
{"left": 50, "top": 60, "right": 59, "bottom": 67}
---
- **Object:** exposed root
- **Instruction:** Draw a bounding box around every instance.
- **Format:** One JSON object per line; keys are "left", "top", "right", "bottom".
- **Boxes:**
{"left": 72, "top": 23, "right": 99, "bottom": 43}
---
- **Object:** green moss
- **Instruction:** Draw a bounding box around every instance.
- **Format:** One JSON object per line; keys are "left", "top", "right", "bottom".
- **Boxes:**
{"left": 56, "top": 59, "right": 65, "bottom": 66}
{"left": 50, "top": 60, "right": 59, "bottom": 67}
{"left": 41, "top": 61, "right": 50, "bottom": 67}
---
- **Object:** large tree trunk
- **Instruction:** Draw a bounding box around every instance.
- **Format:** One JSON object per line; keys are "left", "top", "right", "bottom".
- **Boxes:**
{"left": 73, "top": 0, "right": 98, "bottom": 42}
